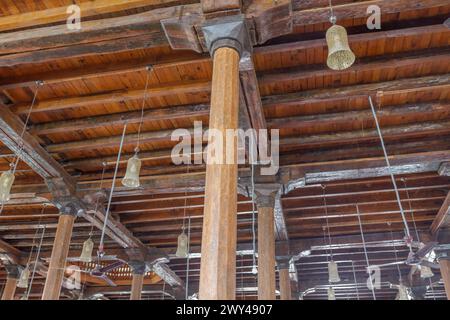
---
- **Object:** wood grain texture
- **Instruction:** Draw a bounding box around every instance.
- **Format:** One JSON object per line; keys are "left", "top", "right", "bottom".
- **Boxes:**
{"left": 199, "top": 47, "right": 239, "bottom": 300}
{"left": 130, "top": 274, "right": 145, "bottom": 300}
{"left": 1, "top": 277, "right": 17, "bottom": 300}
{"left": 278, "top": 268, "right": 292, "bottom": 300}
{"left": 257, "top": 206, "right": 276, "bottom": 300}
{"left": 42, "top": 214, "right": 75, "bottom": 300}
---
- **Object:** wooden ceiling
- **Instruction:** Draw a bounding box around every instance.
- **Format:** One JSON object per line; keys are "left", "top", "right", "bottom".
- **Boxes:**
{"left": 0, "top": 0, "right": 449, "bottom": 300}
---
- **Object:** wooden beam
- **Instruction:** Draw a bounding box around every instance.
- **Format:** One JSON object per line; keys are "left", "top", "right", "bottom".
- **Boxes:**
{"left": 13, "top": 80, "right": 210, "bottom": 115}
{"left": 0, "top": 105, "right": 74, "bottom": 183}
{"left": 293, "top": 0, "right": 450, "bottom": 27}
{"left": 0, "top": 239, "right": 23, "bottom": 265}
{"left": 199, "top": 47, "right": 240, "bottom": 300}
{"left": 201, "top": 0, "right": 241, "bottom": 14}
{"left": 430, "top": 192, "right": 450, "bottom": 235}
{"left": 30, "top": 104, "right": 210, "bottom": 136}
{"left": 0, "top": 0, "right": 189, "bottom": 33}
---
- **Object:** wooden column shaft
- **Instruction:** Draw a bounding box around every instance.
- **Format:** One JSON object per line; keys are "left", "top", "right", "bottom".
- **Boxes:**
{"left": 278, "top": 268, "right": 292, "bottom": 300}
{"left": 199, "top": 47, "right": 240, "bottom": 300}
{"left": 1, "top": 277, "right": 18, "bottom": 300}
{"left": 42, "top": 214, "right": 75, "bottom": 300}
{"left": 258, "top": 205, "right": 276, "bottom": 300}
{"left": 130, "top": 273, "right": 145, "bottom": 300}
{"left": 439, "top": 259, "right": 450, "bottom": 300}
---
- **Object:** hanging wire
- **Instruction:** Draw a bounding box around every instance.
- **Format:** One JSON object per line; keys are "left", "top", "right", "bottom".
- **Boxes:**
{"left": 351, "top": 260, "right": 360, "bottom": 300}
{"left": 185, "top": 214, "right": 191, "bottom": 300}
{"left": 322, "top": 185, "right": 334, "bottom": 260}
{"left": 322, "top": 227, "right": 330, "bottom": 263}
{"left": 26, "top": 225, "right": 46, "bottom": 299}
{"left": 250, "top": 163, "right": 257, "bottom": 273}
{"left": 328, "top": 0, "right": 336, "bottom": 24}
{"left": 98, "top": 123, "right": 128, "bottom": 256}
{"left": 388, "top": 223, "right": 403, "bottom": 282}
{"left": 356, "top": 203, "right": 377, "bottom": 300}
{"left": 135, "top": 67, "right": 152, "bottom": 153}
{"left": 12, "top": 81, "right": 43, "bottom": 174}
{"left": 401, "top": 178, "right": 421, "bottom": 242}
{"left": 368, "top": 96, "right": 412, "bottom": 246}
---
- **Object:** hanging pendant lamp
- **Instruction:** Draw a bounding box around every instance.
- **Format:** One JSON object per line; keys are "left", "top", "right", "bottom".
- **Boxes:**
{"left": 328, "top": 260, "right": 341, "bottom": 283}
{"left": 325, "top": 1, "right": 355, "bottom": 71}
{"left": 122, "top": 68, "right": 151, "bottom": 189}
{"left": 122, "top": 151, "right": 142, "bottom": 188}
{"left": 0, "top": 169, "right": 15, "bottom": 203}
{"left": 17, "top": 266, "right": 30, "bottom": 289}
{"left": 175, "top": 229, "right": 189, "bottom": 258}
{"left": 420, "top": 265, "right": 434, "bottom": 279}
{"left": 328, "top": 286, "right": 336, "bottom": 300}
{"left": 79, "top": 237, "right": 94, "bottom": 263}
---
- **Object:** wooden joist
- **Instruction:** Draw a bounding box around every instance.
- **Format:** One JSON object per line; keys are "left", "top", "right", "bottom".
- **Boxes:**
{"left": 0, "top": 0, "right": 190, "bottom": 33}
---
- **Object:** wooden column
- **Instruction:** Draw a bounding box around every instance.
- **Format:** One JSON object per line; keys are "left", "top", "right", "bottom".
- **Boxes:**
{"left": 278, "top": 259, "right": 292, "bottom": 300}
{"left": 129, "top": 261, "right": 146, "bottom": 300}
{"left": 1, "top": 278, "right": 17, "bottom": 300}
{"left": 199, "top": 45, "right": 240, "bottom": 300}
{"left": 1, "top": 265, "right": 21, "bottom": 300}
{"left": 439, "top": 258, "right": 450, "bottom": 300}
{"left": 256, "top": 191, "right": 277, "bottom": 300}
{"left": 130, "top": 274, "right": 144, "bottom": 300}
{"left": 42, "top": 214, "right": 75, "bottom": 300}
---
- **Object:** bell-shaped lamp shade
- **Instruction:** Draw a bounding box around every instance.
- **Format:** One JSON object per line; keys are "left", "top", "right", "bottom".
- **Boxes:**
{"left": 17, "top": 266, "right": 30, "bottom": 289}
{"left": 175, "top": 230, "right": 189, "bottom": 258}
{"left": 251, "top": 265, "right": 258, "bottom": 275}
{"left": 0, "top": 170, "right": 15, "bottom": 203}
{"left": 122, "top": 154, "right": 141, "bottom": 188}
{"left": 328, "top": 287, "right": 336, "bottom": 300}
{"left": 328, "top": 261, "right": 341, "bottom": 283}
{"left": 326, "top": 24, "right": 355, "bottom": 70}
{"left": 398, "top": 284, "right": 409, "bottom": 300}
{"left": 420, "top": 265, "right": 434, "bottom": 279}
{"left": 79, "top": 238, "right": 94, "bottom": 263}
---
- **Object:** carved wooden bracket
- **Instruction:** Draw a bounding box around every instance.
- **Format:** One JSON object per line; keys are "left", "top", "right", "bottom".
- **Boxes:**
{"left": 161, "top": 1, "right": 293, "bottom": 54}
{"left": 4, "top": 264, "right": 22, "bottom": 279}
{"left": 45, "top": 177, "right": 86, "bottom": 216}
{"left": 438, "top": 162, "right": 450, "bottom": 176}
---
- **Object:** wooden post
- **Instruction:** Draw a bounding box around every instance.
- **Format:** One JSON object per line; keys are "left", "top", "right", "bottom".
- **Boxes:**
{"left": 256, "top": 190, "right": 277, "bottom": 300}
{"left": 278, "top": 259, "right": 292, "bottom": 300}
{"left": 130, "top": 274, "right": 144, "bottom": 300}
{"left": 1, "top": 278, "right": 17, "bottom": 300}
{"left": 129, "top": 261, "right": 146, "bottom": 300}
{"left": 1, "top": 265, "right": 21, "bottom": 300}
{"left": 42, "top": 214, "right": 75, "bottom": 300}
{"left": 439, "top": 258, "right": 450, "bottom": 300}
{"left": 257, "top": 206, "right": 276, "bottom": 300}
{"left": 199, "top": 46, "right": 240, "bottom": 300}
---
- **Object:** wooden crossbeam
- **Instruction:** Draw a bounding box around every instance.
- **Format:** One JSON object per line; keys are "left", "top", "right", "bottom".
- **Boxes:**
{"left": 430, "top": 191, "right": 450, "bottom": 235}
{"left": 0, "top": 0, "right": 190, "bottom": 33}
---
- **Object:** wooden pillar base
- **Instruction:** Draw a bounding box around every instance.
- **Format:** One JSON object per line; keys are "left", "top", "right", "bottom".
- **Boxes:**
{"left": 42, "top": 214, "right": 75, "bottom": 300}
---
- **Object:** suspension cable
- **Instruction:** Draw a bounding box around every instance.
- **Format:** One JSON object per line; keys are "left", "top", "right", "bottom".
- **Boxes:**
{"left": 368, "top": 95, "right": 412, "bottom": 245}
{"left": 356, "top": 203, "right": 377, "bottom": 300}
{"left": 98, "top": 123, "right": 128, "bottom": 256}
